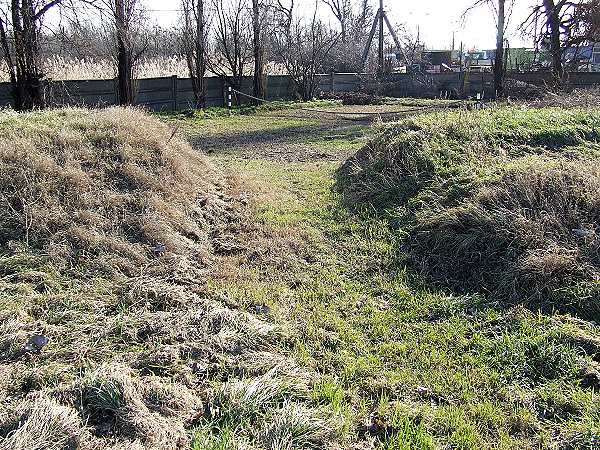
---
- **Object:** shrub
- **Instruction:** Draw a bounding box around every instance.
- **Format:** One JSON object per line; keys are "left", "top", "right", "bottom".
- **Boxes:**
{"left": 340, "top": 92, "right": 385, "bottom": 106}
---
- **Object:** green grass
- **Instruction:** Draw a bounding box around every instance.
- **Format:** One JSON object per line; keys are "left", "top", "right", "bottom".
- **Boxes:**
{"left": 336, "top": 106, "right": 600, "bottom": 316}
{"left": 182, "top": 105, "right": 600, "bottom": 448}
{"left": 159, "top": 99, "right": 340, "bottom": 122}
{"left": 337, "top": 107, "right": 600, "bottom": 211}
{"left": 203, "top": 154, "right": 600, "bottom": 448}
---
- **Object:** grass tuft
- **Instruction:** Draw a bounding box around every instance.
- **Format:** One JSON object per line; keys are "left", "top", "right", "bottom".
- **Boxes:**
{"left": 0, "top": 395, "right": 82, "bottom": 450}
{"left": 256, "top": 402, "right": 342, "bottom": 449}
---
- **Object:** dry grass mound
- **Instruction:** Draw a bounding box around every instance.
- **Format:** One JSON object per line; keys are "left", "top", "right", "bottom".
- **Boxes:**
{"left": 0, "top": 107, "right": 230, "bottom": 275}
{"left": 0, "top": 364, "right": 202, "bottom": 450}
{"left": 0, "top": 107, "right": 345, "bottom": 449}
{"left": 337, "top": 106, "right": 600, "bottom": 317}
{"left": 413, "top": 158, "right": 600, "bottom": 316}
{"left": 526, "top": 86, "right": 600, "bottom": 109}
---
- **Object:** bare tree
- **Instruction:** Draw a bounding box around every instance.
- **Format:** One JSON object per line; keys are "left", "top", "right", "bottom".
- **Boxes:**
{"left": 394, "top": 24, "right": 424, "bottom": 66}
{"left": 522, "top": 0, "right": 599, "bottom": 84}
{"left": 181, "top": 0, "right": 210, "bottom": 108}
{"left": 541, "top": 0, "right": 564, "bottom": 81}
{"left": 325, "top": 0, "right": 377, "bottom": 73}
{"left": 464, "top": 0, "right": 515, "bottom": 98}
{"left": 273, "top": 0, "right": 293, "bottom": 33}
{"left": 355, "top": 0, "right": 372, "bottom": 32}
{"left": 578, "top": 0, "right": 600, "bottom": 40}
{"left": 252, "top": 0, "right": 266, "bottom": 100}
{"left": 274, "top": 11, "right": 338, "bottom": 100}
{"left": 0, "top": 0, "right": 90, "bottom": 109}
{"left": 98, "top": 0, "right": 145, "bottom": 105}
{"left": 320, "top": 0, "right": 352, "bottom": 43}
{"left": 494, "top": 0, "right": 508, "bottom": 97}
{"left": 210, "top": 0, "right": 252, "bottom": 93}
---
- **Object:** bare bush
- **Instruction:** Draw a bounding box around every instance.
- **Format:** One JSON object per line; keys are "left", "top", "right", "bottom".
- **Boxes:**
{"left": 210, "top": 0, "right": 253, "bottom": 92}
{"left": 0, "top": 0, "right": 88, "bottom": 109}
{"left": 526, "top": 86, "right": 600, "bottom": 108}
{"left": 274, "top": 13, "right": 337, "bottom": 101}
{"left": 181, "top": 0, "right": 211, "bottom": 107}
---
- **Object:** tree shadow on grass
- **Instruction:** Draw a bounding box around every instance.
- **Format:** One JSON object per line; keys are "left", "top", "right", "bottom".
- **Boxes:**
{"left": 189, "top": 121, "right": 370, "bottom": 161}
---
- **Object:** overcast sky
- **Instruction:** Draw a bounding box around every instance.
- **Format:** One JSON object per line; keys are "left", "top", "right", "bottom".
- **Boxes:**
{"left": 143, "top": 0, "right": 536, "bottom": 50}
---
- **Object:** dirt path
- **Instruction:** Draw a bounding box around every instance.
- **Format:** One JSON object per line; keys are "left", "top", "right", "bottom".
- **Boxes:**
{"left": 180, "top": 103, "right": 431, "bottom": 163}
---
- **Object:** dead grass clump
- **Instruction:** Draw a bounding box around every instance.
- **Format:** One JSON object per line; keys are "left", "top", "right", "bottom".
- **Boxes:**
{"left": 341, "top": 92, "right": 386, "bottom": 106}
{"left": 0, "top": 314, "right": 29, "bottom": 362}
{"left": 1, "top": 366, "right": 204, "bottom": 450}
{"left": 503, "top": 79, "right": 549, "bottom": 100}
{"left": 0, "top": 394, "right": 83, "bottom": 450}
{"left": 77, "top": 363, "right": 201, "bottom": 448}
{"left": 526, "top": 87, "right": 600, "bottom": 109}
{"left": 0, "top": 107, "right": 230, "bottom": 275}
{"left": 208, "top": 367, "right": 311, "bottom": 423}
{"left": 503, "top": 82, "right": 599, "bottom": 108}
{"left": 412, "top": 159, "right": 600, "bottom": 315}
{"left": 194, "top": 368, "right": 344, "bottom": 449}
{"left": 256, "top": 402, "right": 342, "bottom": 449}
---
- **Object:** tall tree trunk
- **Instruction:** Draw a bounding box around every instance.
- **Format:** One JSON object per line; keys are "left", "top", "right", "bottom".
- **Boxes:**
{"left": 8, "top": 0, "right": 45, "bottom": 110}
{"left": 183, "top": 0, "right": 206, "bottom": 108}
{"left": 193, "top": 0, "right": 206, "bottom": 108}
{"left": 494, "top": 0, "right": 506, "bottom": 97}
{"left": 252, "top": 0, "right": 266, "bottom": 102}
{"left": 340, "top": 19, "right": 347, "bottom": 43}
{"left": 115, "top": 0, "right": 134, "bottom": 105}
{"left": 0, "top": 16, "right": 20, "bottom": 107}
{"left": 543, "top": 0, "right": 563, "bottom": 84}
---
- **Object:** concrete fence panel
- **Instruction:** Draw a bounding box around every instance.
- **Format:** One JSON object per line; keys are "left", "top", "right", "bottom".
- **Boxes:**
{"left": 0, "top": 84, "right": 13, "bottom": 108}
{"left": 0, "top": 71, "right": 599, "bottom": 111}
{"left": 45, "top": 79, "right": 116, "bottom": 107}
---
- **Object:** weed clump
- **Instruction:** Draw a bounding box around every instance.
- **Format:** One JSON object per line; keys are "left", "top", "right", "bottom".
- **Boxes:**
{"left": 527, "top": 87, "right": 600, "bottom": 109}
{"left": 76, "top": 364, "right": 200, "bottom": 448}
{"left": 338, "top": 106, "right": 600, "bottom": 317}
{"left": 340, "top": 92, "right": 385, "bottom": 106}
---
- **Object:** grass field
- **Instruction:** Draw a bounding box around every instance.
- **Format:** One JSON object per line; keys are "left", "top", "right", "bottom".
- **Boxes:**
{"left": 170, "top": 103, "right": 600, "bottom": 449}
{"left": 1, "top": 101, "right": 599, "bottom": 449}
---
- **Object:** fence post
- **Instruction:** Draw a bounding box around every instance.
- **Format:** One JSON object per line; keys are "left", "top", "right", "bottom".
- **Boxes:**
{"left": 330, "top": 71, "right": 335, "bottom": 92}
{"left": 221, "top": 77, "right": 226, "bottom": 106}
{"left": 227, "top": 86, "right": 233, "bottom": 115}
{"left": 114, "top": 77, "right": 119, "bottom": 105}
{"left": 171, "top": 75, "right": 178, "bottom": 111}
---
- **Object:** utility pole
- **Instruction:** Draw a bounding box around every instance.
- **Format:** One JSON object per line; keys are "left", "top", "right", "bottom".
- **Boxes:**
{"left": 378, "top": 0, "right": 384, "bottom": 75}
{"left": 361, "top": 0, "right": 405, "bottom": 76}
